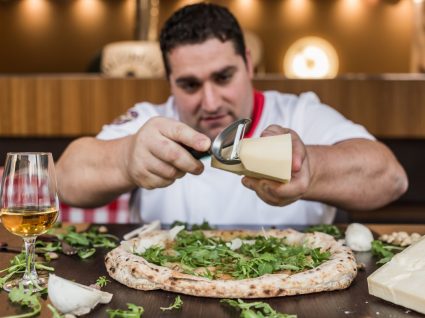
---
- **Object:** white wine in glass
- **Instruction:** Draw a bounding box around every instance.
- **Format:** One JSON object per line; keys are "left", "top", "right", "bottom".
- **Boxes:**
{"left": 0, "top": 152, "right": 59, "bottom": 292}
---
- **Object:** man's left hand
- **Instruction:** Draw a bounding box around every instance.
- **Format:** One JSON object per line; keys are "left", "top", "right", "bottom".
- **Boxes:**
{"left": 241, "top": 125, "right": 311, "bottom": 206}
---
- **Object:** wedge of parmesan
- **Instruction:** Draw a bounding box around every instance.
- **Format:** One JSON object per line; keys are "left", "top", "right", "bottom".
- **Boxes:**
{"left": 367, "top": 234, "right": 425, "bottom": 314}
{"left": 211, "top": 134, "right": 292, "bottom": 183}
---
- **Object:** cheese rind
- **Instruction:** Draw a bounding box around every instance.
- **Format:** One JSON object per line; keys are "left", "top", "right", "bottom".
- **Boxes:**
{"left": 367, "top": 235, "right": 425, "bottom": 314}
{"left": 211, "top": 134, "right": 292, "bottom": 183}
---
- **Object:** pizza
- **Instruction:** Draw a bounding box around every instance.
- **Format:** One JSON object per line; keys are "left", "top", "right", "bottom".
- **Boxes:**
{"left": 105, "top": 227, "right": 357, "bottom": 298}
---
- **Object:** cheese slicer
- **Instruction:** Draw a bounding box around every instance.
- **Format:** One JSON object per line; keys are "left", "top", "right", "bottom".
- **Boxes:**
{"left": 185, "top": 118, "right": 252, "bottom": 164}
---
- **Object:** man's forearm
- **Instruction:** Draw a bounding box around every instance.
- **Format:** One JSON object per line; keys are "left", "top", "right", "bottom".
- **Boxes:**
{"left": 56, "top": 136, "right": 135, "bottom": 208}
{"left": 304, "top": 139, "right": 408, "bottom": 210}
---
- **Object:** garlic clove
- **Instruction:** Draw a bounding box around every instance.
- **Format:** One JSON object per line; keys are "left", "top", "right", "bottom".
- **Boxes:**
{"left": 48, "top": 274, "right": 113, "bottom": 316}
{"left": 345, "top": 223, "right": 374, "bottom": 252}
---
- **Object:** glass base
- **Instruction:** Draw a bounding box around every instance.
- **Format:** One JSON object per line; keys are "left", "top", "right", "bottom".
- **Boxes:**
{"left": 3, "top": 275, "right": 48, "bottom": 292}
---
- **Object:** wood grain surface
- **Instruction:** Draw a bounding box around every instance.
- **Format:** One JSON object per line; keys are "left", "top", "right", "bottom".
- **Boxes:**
{"left": 0, "top": 224, "right": 424, "bottom": 318}
{"left": 1, "top": 74, "right": 425, "bottom": 138}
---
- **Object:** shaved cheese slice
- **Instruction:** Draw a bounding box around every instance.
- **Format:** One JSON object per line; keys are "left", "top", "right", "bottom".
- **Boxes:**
{"left": 123, "top": 220, "right": 160, "bottom": 240}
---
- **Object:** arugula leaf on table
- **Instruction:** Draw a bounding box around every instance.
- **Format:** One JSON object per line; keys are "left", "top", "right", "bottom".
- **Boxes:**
{"left": 96, "top": 275, "right": 110, "bottom": 288}
{"left": 6, "top": 284, "right": 42, "bottom": 318}
{"left": 221, "top": 299, "right": 297, "bottom": 318}
{"left": 47, "top": 304, "right": 64, "bottom": 318}
{"left": 371, "top": 240, "right": 405, "bottom": 264}
{"left": 45, "top": 224, "right": 119, "bottom": 259}
{"left": 106, "top": 303, "right": 144, "bottom": 318}
{"left": 304, "top": 224, "right": 342, "bottom": 239}
{"left": 60, "top": 231, "right": 90, "bottom": 246}
{"left": 160, "top": 295, "right": 183, "bottom": 311}
{"left": 35, "top": 241, "right": 61, "bottom": 253}
{"left": 0, "top": 253, "right": 54, "bottom": 289}
{"left": 77, "top": 248, "right": 96, "bottom": 259}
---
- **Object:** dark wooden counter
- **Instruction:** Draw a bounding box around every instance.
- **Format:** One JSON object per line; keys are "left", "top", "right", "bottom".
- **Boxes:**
{"left": 1, "top": 224, "right": 424, "bottom": 318}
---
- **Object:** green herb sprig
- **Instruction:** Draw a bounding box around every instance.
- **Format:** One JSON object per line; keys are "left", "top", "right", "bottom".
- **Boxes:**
{"left": 160, "top": 295, "right": 183, "bottom": 311}
{"left": 304, "top": 225, "right": 342, "bottom": 239}
{"left": 221, "top": 299, "right": 297, "bottom": 318}
{"left": 0, "top": 253, "right": 54, "bottom": 289}
{"left": 37, "top": 225, "right": 119, "bottom": 259}
{"left": 371, "top": 240, "right": 404, "bottom": 264}
{"left": 47, "top": 304, "right": 64, "bottom": 318}
{"left": 170, "top": 220, "right": 215, "bottom": 230}
{"left": 6, "top": 284, "right": 42, "bottom": 318}
{"left": 106, "top": 303, "right": 144, "bottom": 318}
{"left": 96, "top": 275, "right": 110, "bottom": 288}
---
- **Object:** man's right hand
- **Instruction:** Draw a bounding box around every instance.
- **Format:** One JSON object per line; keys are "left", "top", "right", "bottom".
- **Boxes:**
{"left": 124, "top": 117, "right": 211, "bottom": 189}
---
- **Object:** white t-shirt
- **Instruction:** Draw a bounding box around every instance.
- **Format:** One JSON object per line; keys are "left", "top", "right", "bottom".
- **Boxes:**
{"left": 97, "top": 91, "right": 374, "bottom": 225}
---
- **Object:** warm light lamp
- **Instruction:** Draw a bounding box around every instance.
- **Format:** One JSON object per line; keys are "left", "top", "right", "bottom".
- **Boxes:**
{"left": 284, "top": 37, "right": 339, "bottom": 79}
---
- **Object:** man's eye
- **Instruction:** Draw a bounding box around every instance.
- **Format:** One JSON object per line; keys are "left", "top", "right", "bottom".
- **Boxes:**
{"left": 180, "top": 82, "right": 200, "bottom": 93}
{"left": 214, "top": 73, "right": 232, "bottom": 84}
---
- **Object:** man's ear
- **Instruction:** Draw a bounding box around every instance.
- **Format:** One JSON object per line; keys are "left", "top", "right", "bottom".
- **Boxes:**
{"left": 244, "top": 49, "right": 254, "bottom": 79}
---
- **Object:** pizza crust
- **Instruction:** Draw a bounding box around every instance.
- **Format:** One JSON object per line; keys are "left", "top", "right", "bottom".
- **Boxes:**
{"left": 105, "top": 229, "right": 357, "bottom": 298}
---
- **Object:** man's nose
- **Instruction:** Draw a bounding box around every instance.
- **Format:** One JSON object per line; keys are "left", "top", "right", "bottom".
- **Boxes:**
{"left": 201, "top": 83, "right": 220, "bottom": 112}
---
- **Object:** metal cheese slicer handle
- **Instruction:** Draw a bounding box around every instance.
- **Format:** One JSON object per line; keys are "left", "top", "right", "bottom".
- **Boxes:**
{"left": 211, "top": 118, "right": 251, "bottom": 165}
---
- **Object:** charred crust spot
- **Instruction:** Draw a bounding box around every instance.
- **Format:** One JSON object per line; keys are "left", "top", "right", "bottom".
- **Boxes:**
{"left": 248, "top": 292, "right": 254, "bottom": 297}
{"left": 131, "top": 267, "right": 136, "bottom": 274}
{"left": 105, "top": 256, "right": 109, "bottom": 262}
{"left": 110, "top": 267, "right": 116, "bottom": 273}
{"left": 263, "top": 289, "right": 271, "bottom": 295}
{"left": 153, "top": 268, "right": 159, "bottom": 272}
{"left": 169, "top": 277, "right": 178, "bottom": 281}
{"left": 125, "top": 258, "right": 129, "bottom": 262}
{"left": 347, "top": 256, "right": 353, "bottom": 261}
{"left": 147, "top": 275, "right": 154, "bottom": 280}
{"left": 250, "top": 285, "right": 256, "bottom": 289}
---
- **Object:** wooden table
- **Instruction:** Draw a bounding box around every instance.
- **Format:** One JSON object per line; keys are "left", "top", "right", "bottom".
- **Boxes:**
{"left": 1, "top": 224, "right": 424, "bottom": 318}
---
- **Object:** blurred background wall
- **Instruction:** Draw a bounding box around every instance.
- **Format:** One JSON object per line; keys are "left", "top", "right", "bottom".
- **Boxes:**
{"left": 0, "top": 0, "right": 416, "bottom": 74}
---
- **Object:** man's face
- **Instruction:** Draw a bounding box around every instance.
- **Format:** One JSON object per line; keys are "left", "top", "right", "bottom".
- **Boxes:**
{"left": 168, "top": 38, "right": 254, "bottom": 140}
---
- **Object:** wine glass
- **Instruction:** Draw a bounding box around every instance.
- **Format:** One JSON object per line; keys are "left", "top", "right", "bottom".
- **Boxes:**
{"left": 0, "top": 152, "right": 59, "bottom": 292}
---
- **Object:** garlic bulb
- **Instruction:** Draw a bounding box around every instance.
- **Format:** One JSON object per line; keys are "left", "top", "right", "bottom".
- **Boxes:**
{"left": 345, "top": 223, "right": 374, "bottom": 252}
{"left": 48, "top": 274, "right": 113, "bottom": 316}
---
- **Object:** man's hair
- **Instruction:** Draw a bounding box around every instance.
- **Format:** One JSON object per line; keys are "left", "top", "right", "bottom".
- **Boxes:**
{"left": 159, "top": 2, "right": 247, "bottom": 77}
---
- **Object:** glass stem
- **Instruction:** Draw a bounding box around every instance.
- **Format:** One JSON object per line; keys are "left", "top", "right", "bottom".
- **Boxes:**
{"left": 22, "top": 236, "right": 38, "bottom": 285}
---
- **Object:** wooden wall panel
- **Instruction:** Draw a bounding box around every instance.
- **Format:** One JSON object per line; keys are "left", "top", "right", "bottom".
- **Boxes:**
{"left": 0, "top": 76, "right": 170, "bottom": 136}
{"left": 253, "top": 76, "right": 425, "bottom": 138}
{"left": 0, "top": 75, "right": 424, "bottom": 138}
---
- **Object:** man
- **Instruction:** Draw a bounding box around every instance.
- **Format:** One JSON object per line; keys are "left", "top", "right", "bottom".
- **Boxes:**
{"left": 57, "top": 3, "right": 408, "bottom": 225}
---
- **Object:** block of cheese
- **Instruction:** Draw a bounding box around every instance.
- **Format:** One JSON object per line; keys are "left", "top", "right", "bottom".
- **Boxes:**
{"left": 367, "top": 235, "right": 425, "bottom": 314}
{"left": 211, "top": 134, "right": 292, "bottom": 183}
